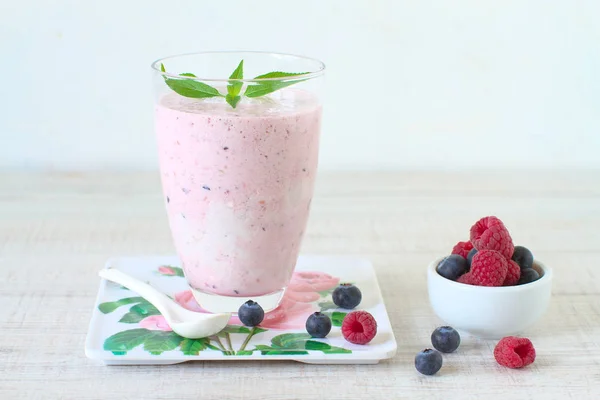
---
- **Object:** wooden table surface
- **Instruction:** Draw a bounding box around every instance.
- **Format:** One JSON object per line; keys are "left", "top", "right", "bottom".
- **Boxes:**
{"left": 1, "top": 171, "right": 599, "bottom": 399}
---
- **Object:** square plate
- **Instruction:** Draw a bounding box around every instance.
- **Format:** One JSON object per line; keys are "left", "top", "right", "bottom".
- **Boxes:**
{"left": 85, "top": 255, "right": 397, "bottom": 365}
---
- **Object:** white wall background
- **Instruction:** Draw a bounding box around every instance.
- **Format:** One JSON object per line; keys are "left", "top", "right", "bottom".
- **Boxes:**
{"left": 1, "top": 0, "right": 599, "bottom": 171}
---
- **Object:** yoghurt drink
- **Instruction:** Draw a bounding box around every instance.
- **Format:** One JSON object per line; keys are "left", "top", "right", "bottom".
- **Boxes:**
{"left": 153, "top": 59, "right": 323, "bottom": 313}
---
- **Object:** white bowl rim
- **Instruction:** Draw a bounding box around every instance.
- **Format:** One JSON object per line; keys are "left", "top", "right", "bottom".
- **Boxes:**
{"left": 428, "top": 256, "right": 553, "bottom": 292}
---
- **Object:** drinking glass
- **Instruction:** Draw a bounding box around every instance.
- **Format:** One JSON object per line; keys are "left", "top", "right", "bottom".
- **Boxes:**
{"left": 151, "top": 51, "right": 325, "bottom": 312}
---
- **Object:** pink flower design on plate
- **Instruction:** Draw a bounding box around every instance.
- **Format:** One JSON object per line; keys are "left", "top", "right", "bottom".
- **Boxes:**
{"left": 174, "top": 291, "right": 204, "bottom": 313}
{"left": 139, "top": 315, "right": 172, "bottom": 331}
{"left": 287, "top": 271, "right": 339, "bottom": 293}
{"left": 172, "top": 271, "right": 339, "bottom": 330}
{"left": 158, "top": 266, "right": 176, "bottom": 276}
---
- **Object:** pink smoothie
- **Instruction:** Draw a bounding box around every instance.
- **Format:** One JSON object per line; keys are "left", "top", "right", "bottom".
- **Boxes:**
{"left": 155, "top": 90, "right": 322, "bottom": 297}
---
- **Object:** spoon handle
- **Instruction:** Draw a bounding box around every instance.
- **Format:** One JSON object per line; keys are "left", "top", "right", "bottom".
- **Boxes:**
{"left": 99, "top": 268, "right": 175, "bottom": 318}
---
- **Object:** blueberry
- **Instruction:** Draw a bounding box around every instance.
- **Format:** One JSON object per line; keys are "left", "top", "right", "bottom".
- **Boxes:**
{"left": 237, "top": 300, "right": 264, "bottom": 327}
{"left": 518, "top": 268, "right": 540, "bottom": 285}
{"left": 415, "top": 348, "right": 443, "bottom": 375}
{"left": 305, "top": 312, "right": 332, "bottom": 338}
{"left": 431, "top": 326, "right": 461, "bottom": 353}
{"left": 332, "top": 283, "right": 362, "bottom": 309}
{"left": 437, "top": 255, "right": 468, "bottom": 281}
{"left": 512, "top": 246, "right": 534, "bottom": 270}
{"left": 467, "top": 248, "right": 478, "bottom": 267}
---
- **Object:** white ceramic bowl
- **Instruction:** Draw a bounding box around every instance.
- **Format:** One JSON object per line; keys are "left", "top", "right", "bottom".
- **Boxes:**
{"left": 427, "top": 257, "right": 553, "bottom": 339}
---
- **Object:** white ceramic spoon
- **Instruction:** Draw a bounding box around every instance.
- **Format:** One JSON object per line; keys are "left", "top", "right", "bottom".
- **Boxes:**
{"left": 99, "top": 268, "right": 231, "bottom": 339}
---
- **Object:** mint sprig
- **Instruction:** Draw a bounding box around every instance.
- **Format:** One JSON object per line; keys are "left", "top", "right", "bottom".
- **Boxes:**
{"left": 160, "top": 61, "right": 310, "bottom": 108}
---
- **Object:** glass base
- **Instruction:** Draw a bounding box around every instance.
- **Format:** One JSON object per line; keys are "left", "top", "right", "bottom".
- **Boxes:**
{"left": 190, "top": 287, "right": 285, "bottom": 314}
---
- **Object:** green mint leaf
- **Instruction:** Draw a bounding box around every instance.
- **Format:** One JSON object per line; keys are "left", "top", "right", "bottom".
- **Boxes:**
{"left": 165, "top": 78, "right": 221, "bottom": 99}
{"left": 161, "top": 64, "right": 221, "bottom": 99}
{"left": 179, "top": 72, "right": 197, "bottom": 77}
{"left": 252, "top": 71, "right": 309, "bottom": 79}
{"left": 226, "top": 60, "right": 244, "bottom": 108}
{"left": 227, "top": 60, "right": 244, "bottom": 95}
{"left": 244, "top": 71, "right": 308, "bottom": 98}
{"left": 225, "top": 94, "right": 241, "bottom": 108}
{"left": 160, "top": 63, "right": 166, "bottom": 73}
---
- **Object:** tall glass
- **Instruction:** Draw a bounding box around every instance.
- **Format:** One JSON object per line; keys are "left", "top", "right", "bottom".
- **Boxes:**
{"left": 151, "top": 52, "right": 325, "bottom": 313}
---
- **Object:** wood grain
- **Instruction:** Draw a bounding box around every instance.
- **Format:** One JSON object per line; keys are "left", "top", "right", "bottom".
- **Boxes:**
{"left": 1, "top": 171, "right": 599, "bottom": 399}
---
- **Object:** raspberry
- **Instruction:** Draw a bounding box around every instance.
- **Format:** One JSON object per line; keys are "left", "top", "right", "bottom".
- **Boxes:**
{"left": 503, "top": 259, "right": 521, "bottom": 286}
{"left": 341, "top": 311, "right": 377, "bottom": 345}
{"left": 494, "top": 336, "right": 536, "bottom": 368}
{"left": 469, "top": 250, "right": 508, "bottom": 286}
{"left": 457, "top": 272, "right": 475, "bottom": 285}
{"left": 451, "top": 241, "right": 473, "bottom": 258}
{"left": 470, "top": 216, "right": 514, "bottom": 259}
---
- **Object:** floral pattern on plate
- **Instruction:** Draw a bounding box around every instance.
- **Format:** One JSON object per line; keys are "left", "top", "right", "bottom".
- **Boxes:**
{"left": 99, "top": 266, "right": 351, "bottom": 356}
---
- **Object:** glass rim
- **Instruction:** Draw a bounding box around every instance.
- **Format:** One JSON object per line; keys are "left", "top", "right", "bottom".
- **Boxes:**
{"left": 150, "top": 50, "right": 326, "bottom": 83}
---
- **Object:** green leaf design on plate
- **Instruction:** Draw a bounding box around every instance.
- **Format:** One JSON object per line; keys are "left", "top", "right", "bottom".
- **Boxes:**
{"left": 143, "top": 331, "right": 184, "bottom": 355}
{"left": 271, "top": 333, "right": 311, "bottom": 349}
{"left": 331, "top": 311, "right": 347, "bottom": 327}
{"left": 179, "top": 338, "right": 208, "bottom": 355}
{"left": 236, "top": 350, "right": 254, "bottom": 356}
{"left": 205, "top": 343, "right": 222, "bottom": 351}
{"left": 263, "top": 350, "right": 309, "bottom": 355}
{"left": 159, "top": 266, "right": 185, "bottom": 277}
{"left": 221, "top": 326, "right": 250, "bottom": 334}
{"left": 265, "top": 333, "right": 352, "bottom": 355}
{"left": 318, "top": 301, "right": 336, "bottom": 310}
{"left": 103, "top": 328, "right": 154, "bottom": 354}
{"left": 304, "top": 340, "right": 331, "bottom": 351}
{"left": 254, "top": 344, "right": 309, "bottom": 355}
{"left": 98, "top": 297, "right": 144, "bottom": 314}
{"left": 118, "top": 311, "right": 146, "bottom": 324}
{"left": 220, "top": 325, "right": 267, "bottom": 335}
{"left": 305, "top": 340, "right": 351, "bottom": 354}
{"left": 130, "top": 302, "right": 160, "bottom": 316}
{"left": 117, "top": 299, "right": 161, "bottom": 323}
